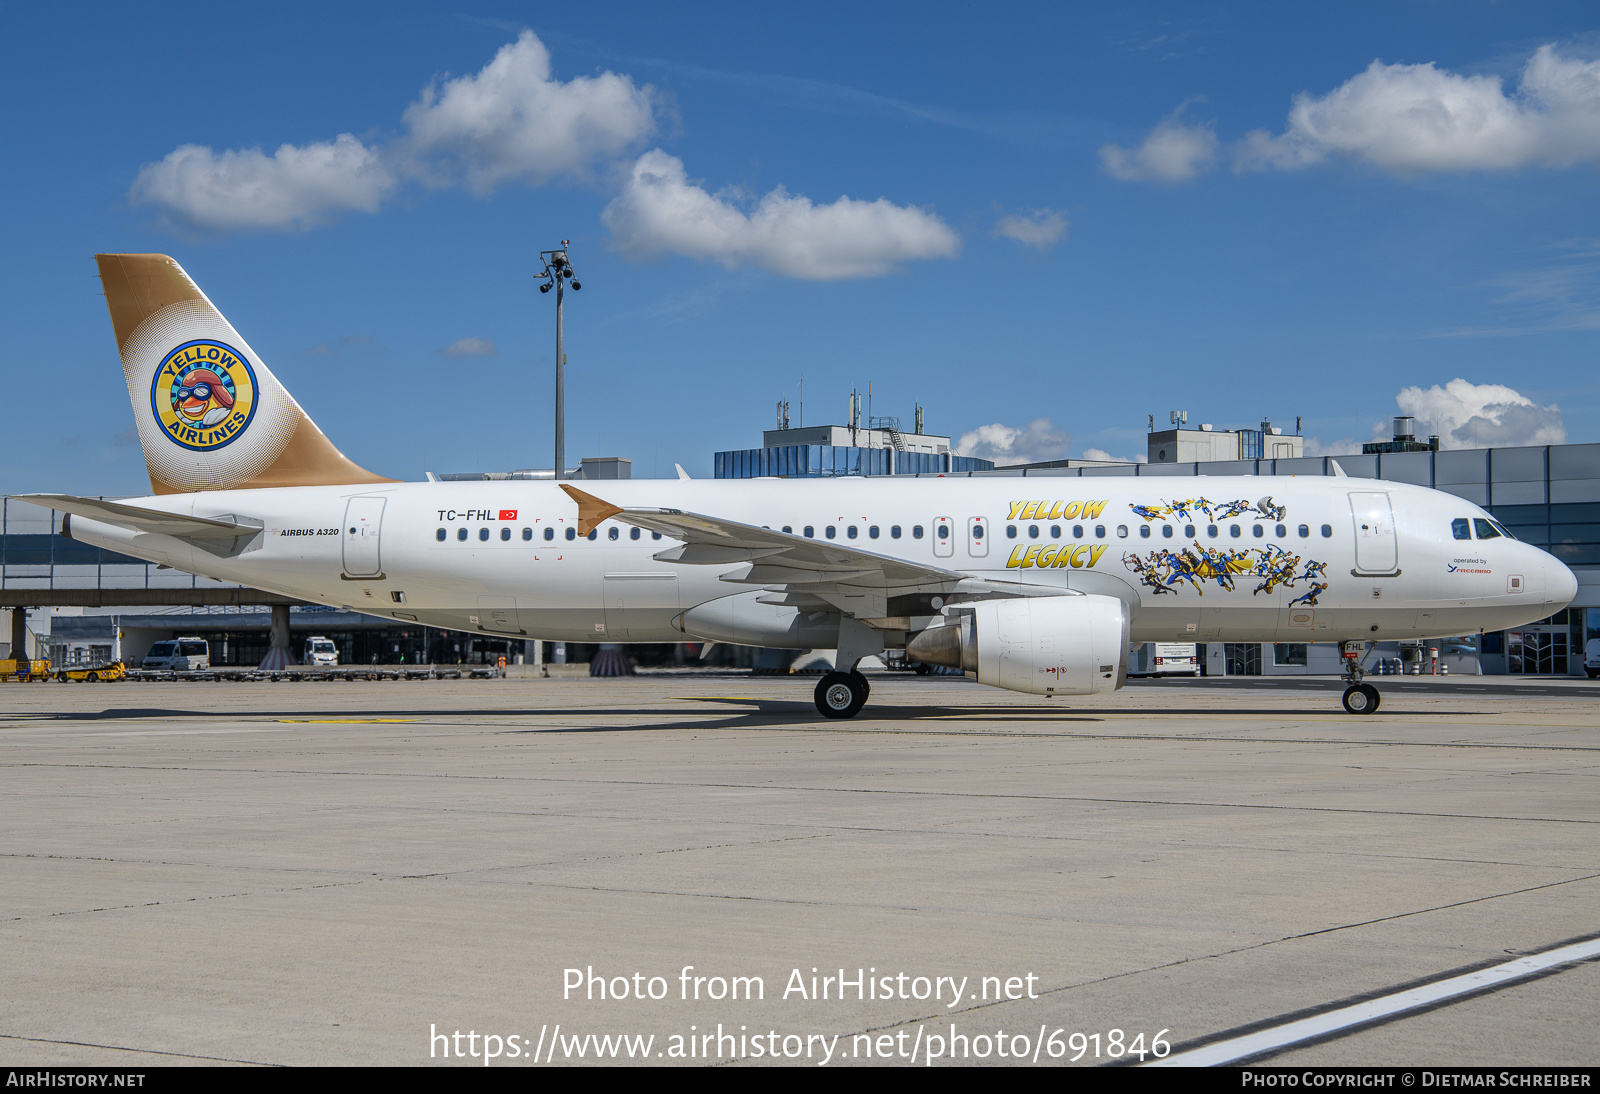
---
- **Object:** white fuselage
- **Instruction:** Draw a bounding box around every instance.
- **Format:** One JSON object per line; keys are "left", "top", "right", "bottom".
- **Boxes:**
{"left": 68, "top": 476, "right": 1576, "bottom": 648}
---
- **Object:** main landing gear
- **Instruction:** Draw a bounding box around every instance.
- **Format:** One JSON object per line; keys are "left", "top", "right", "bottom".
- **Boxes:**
{"left": 1339, "top": 640, "right": 1381, "bottom": 715}
{"left": 815, "top": 671, "right": 870, "bottom": 719}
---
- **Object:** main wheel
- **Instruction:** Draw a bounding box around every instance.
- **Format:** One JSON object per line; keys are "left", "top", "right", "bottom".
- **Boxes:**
{"left": 815, "top": 671, "right": 868, "bottom": 719}
{"left": 1342, "top": 683, "right": 1381, "bottom": 714}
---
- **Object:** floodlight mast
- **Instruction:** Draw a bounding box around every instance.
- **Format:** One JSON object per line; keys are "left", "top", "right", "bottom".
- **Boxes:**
{"left": 536, "top": 241, "right": 581, "bottom": 480}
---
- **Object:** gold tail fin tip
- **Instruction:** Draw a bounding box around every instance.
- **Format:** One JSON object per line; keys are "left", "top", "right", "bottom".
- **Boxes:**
{"left": 560, "top": 484, "right": 624, "bottom": 536}
{"left": 96, "top": 253, "right": 394, "bottom": 494}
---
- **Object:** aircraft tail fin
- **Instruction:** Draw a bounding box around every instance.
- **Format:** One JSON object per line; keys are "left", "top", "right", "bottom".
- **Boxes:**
{"left": 95, "top": 253, "right": 394, "bottom": 495}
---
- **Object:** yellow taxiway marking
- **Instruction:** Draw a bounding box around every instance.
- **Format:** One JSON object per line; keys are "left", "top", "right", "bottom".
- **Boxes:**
{"left": 277, "top": 718, "right": 417, "bottom": 724}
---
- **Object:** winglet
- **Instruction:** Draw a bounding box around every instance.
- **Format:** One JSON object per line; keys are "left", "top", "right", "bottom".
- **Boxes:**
{"left": 1328, "top": 459, "right": 1348, "bottom": 478}
{"left": 560, "top": 484, "right": 624, "bottom": 535}
{"left": 675, "top": 463, "right": 691, "bottom": 481}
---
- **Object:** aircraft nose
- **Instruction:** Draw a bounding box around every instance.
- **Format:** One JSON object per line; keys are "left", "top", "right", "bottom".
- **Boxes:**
{"left": 1546, "top": 556, "right": 1578, "bottom": 611}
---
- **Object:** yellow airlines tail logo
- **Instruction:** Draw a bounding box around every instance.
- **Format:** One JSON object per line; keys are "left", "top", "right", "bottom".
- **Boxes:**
{"left": 151, "top": 340, "right": 257, "bottom": 451}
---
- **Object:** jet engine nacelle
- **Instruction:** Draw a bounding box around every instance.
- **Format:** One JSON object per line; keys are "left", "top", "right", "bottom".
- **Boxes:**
{"left": 907, "top": 594, "right": 1130, "bottom": 696}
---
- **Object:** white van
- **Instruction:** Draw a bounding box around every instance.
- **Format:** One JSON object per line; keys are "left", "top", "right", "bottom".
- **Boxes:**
{"left": 304, "top": 636, "right": 338, "bottom": 667}
{"left": 141, "top": 637, "right": 210, "bottom": 671}
{"left": 1585, "top": 637, "right": 1600, "bottom": 680}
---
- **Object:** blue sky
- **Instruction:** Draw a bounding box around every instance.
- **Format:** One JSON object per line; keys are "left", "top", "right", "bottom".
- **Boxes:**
{"left": 3, "top": 2, "right": 1598, "bottom": 494}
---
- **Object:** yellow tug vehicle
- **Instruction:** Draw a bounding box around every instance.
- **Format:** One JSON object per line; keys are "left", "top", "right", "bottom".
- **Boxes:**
{"left": 0, "top": 659, "right": 53, "bottom": 682}
{"left": 54, "top": 661, "right": 128, "bottom": 683}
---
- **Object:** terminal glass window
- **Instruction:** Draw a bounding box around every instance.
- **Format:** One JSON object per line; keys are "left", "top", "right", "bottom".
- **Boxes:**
{"left": 436, "top": 528, "right": 446, "bottom": 542}
{"left": 1273, "top": 643, "right": 1308, "bottom": 666}
{"left": 1452, "top": 518, "right": 1471, "bottom": 540}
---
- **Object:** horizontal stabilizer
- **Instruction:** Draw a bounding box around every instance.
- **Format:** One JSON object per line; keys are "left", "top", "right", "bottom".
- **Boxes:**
{"left": 15, "top": 494, "right": 259, "bottom": 540}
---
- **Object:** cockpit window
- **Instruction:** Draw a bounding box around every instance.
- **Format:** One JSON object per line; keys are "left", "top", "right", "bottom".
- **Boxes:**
{"left": 1473, "top": 518, "right": 1501, "bottom": 540}
{"left": 1451, "top": 518, "right": 1471, "bottom": 540}
{"left": 1490, "top": 520, "right": 1515, "bottom": 540}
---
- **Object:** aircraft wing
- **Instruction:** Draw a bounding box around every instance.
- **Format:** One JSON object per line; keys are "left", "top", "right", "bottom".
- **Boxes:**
{"left": 15, "top": 494, "right": 260, "bottom": 540}
{"left": 560, "top": 485, "right": 1069, "bottom": 602}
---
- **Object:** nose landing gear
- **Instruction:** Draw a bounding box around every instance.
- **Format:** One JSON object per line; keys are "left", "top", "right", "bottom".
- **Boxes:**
{"left": 1340, "top": 640, "right": 1381, "bottom": 714}
{"left": 815, "top": 671, "right": 870, "bottom": 719}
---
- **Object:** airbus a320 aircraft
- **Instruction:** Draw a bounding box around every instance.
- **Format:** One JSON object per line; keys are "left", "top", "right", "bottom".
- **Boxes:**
{"left": 19, "top": 255, "right": 1578, "bottom": 717}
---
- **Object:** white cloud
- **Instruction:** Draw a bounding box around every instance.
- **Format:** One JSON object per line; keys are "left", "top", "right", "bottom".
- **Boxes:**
{"left": 129, "top": 135, "right": 395, "bottom": 233}
{"left": 130, "top": 30, "right": 655, "bottom": 233}
{"left": 1301, "top": 435, "right": 1361, "bottom": 458}
{"left": 401, "top": 30, "right": 655, "bottom": 194}
{"left": 993, "top": 208, "right": 1068, "bottom": 250}
{"left": 1080, "top": 448, "right": 1148, "bottom": 464}
{"left": 602, "top": 150, "right": 960, "bottom": 279}
{"left": 439, "top": 337, "right": 499, "bottom": 358}
{"left": 1394, "top": 379, "right": 1566, "bottom": 448}
{"left": 955, "top": 419, "right": 1071, "bottom": 465}
{"left": 1237, "top": 44, "right": 1600, "bottom": 173}
{"left": 1100, "top": 106, "right": 1219, "bottom": 182}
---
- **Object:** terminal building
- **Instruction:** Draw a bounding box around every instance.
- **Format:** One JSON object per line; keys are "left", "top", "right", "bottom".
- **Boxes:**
{"left": 715, "top": 398, "right": 993, "bottom": 478}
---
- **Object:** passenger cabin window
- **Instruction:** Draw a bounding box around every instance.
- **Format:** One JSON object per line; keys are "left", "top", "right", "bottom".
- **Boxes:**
{"left": 869, "top": 525, "right": 880, "bottom": 539}
{"left": 436, "top": 528, "right": 446, "bottom": 542}
{"left": 522, "top": 527, "right": 532, "bottom": 541}
{"left": 1162, "top": 525, "right": 1174, "bottom": 539}
{"left": 937, "top": 524, "right": 949, "bottom": 540}
{"left": 652, "top": 532, "right": 662, "bottom": 540}
{"left": 1117, "top": 525, "right": 1128, "bottom": 538}
{"left": 913, "top": 525, "right": 924, "bottom": 539}
{"left": 1474, "top": 518, "right": 1501, "bottom": 540}
{"left": 1275, "top": 524, "right": 1286, "bottom": 537}
{"left": 1051, "top": 525, "right": 1061, "bottom": 539}
{"left": 891, "top": 526, "right": 902, "bottom": 539}
{"left": 1253, "top": 525, "right": 1264, "bottom": 538}
{"left": 479, "top": 528, "right": 489, "bottom": 541}
{"left": 1207, "top": 525, "right": 1218, "bottom": 538}
{"left": 566, "top": 528, "right": 576, "bottom": 540}
{"left": 825, "top": 526, "right": 837, "bottom": 539}
{"left": 587, "top": 530, "right": 597, "bottom": 541}
{"left": 1452, "top": 518, "right": 1471, "bottom": 540}
{"left": 1006, "top": 525, "right": 1017, "bottom": 539}
{"left": 608, "top": 527, "right": 619, "bottom": 540}
{"left": 972, "top": 525, "right": 983, "bottom": 540}
{"left": 457, "top": 528, "right": 468, "bottom": 542}
{"left": 847, "top": 525, "right": 858, "bottom": 539}
{"left": 630, "top": 527, "right": 641, "bottom": 540}
{"left": 1073, "top": 524, "right": 1084, "bottom": 538}
{"left": 804, "top": 526, "right": 815, "bottom": 538}
{"left": 501, "top": 527, "right": 511, "bottom": 541}
{"left": 1028, "top": 525, "right": 1039, "bottom": 539}
{"left": 1229, "top": 525, "right": 1241, "bottom": 538}
{"left": 1184, "top": 524, "right": 1195, "bottom": 538}
{"left": 1298, "top": 524, "right": 1309, "bottom": 538}
{"left": 1095, "top": 525, "right": 1106, "bottom": 539}
{"left": 782, "top": 526, "right": 793, "bottom": 534}
{"left": 545, "top": 527, "right": 555, "bottom": 541}
{"left": 1138, "top": 525, "right": 1150, "bottom": 538}
{"left": 1320, "top": 524, "right": 1333, "bottom": 537}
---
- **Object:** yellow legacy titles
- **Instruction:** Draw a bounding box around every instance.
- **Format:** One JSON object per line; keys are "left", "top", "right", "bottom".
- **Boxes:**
{"left": 1005, "top": 499, "right": 1109, "bottom": 521}
{"left": 1007, "top": 543, "right": 1108, "bottom": 569}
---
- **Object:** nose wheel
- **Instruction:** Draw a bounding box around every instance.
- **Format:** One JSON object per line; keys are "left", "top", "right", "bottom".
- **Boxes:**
{"left": 1342, "top": 683, "right": 1381, "bottom": 715}
{"left": 815, "top": 671, "right": 870, "bottom": 719}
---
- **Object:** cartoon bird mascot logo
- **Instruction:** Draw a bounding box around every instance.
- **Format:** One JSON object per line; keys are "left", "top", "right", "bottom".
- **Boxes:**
{"left": 150, "top": 339, "right": 258, "bottom": 451}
